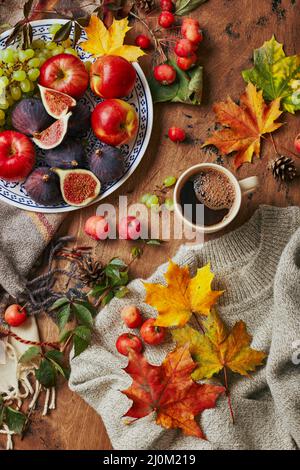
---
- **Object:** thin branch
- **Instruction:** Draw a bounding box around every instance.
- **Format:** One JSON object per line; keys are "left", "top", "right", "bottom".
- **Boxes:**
{"left": 223, "top": 366, "right": 235, "bottom": 424}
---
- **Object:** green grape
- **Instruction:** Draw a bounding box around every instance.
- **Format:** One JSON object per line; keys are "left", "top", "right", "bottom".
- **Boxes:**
{"left": 28, "top": 68, "right": 40, "bottom": 81}
{"left": 28, "top": 57, "right": 40, "bottom": 68}
{"left": 32, "top": 39, "right": 45, "bottom": 49}
{"left": 10, "top": 86, "right": 22, "bottom": 101}
{"left": 6, "top": 93, "right": 14, "bottom": 106}
{"left": 20, "top": 79, "right": 31, "bottom": 93}
{"left": 164, "top": 198, "right": 174, "bottom": 211}
{"left": 37, "top": 54, "right": 47, "bottom": 65}
{"left": 52, "top": 45, "right": 64, "bottom": 56}
{"left": 0, "top": 76, "right": 9, "bottom": 87}
{"left": 13, "top": 70, "right": 27, "bottom": 82}
{"left": 0, "top": 98, "right": 9, "bottom": 110}
{"left": 85, "top": 60, "right": 92, "bottom": 72}
{"left": 2, "top": 48, "right": 16, "bottom": 64}
{"left": 163, "top": 176, "right": 177, "bottom": 187}
{"left": 49, "top": 23, "right": 62, "bottom": 35}
{"left": 0, "top": 109, "right": 5, "bottom": 120}
{"left": 46, "top": 42, "right": 57, "bottom": 50}
{"left": 29, "top": 80, "right": 35, "bottom": 91}
{"left": 0, "top": 69, "right": 3, "bottom": 77}
{"left": 64, "top": 47, "right": 78, "bottom": 56}
{"left": 24, "top": 49, "right": 35, "bottom": 59}
{"left": 18, "top": 50, "right": 28, "bottom": 63}
{"left": 140, "top": 193, "right": 152, "bottom": 204}
{"left": 146, "top": 195, "right": 159, "bottom": 208}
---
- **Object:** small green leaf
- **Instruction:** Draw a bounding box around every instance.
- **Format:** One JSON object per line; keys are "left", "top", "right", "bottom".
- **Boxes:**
{"left": 23, "top": 0, "right": 34, "bottom": 18}
{"left": 73, "top": 326, "right": 92, "bottom": 357}
{"left": 175, "top": 0, "right": 207, "bottom": 15}
{"left": 89, "top": 284, "right": 108, "bottom": 297}
{"left": 109, "top": 258, "right": 127, "bottom": 269}
{"left": 53, "top": 21, "right": 72, "bottom": 43}
{"left": 75, "top": 300, "right": 97, "bottom": 317}
{"left": 72, "top": 303, "right": 94, "bottom": 328}
{"left": 76, "top": 16, "right": 91, "bottom": 28}
{"left": 57, "top": 304, "right": 71, "bottom": 331}
{"left": 131, "top": 246, "right": 143, "bottom": 259}
{"left": 45, "top": 350, "right": 64, "bottom": 366}
{"left": 102, "top": 291, "right": 115, "bottom": 306}
{"left": 35, "top": 359, "right": 56, "bottom": 388}
{"left": 19, "top": 346, "right": 41, "bottom": 364}
{"left": 5, "top": 407, "right": 26, "bottom": 434}
{"left": 115, "top": 286, "right": 130, "bottom": 299}
{"left": 49, "top": 297, "right": 69, "bottom": 312}
{"left": 146, "top": 239, "right": 162, "bottom": 246}
{"left": 59, "top": 329, "right": 73, "bottom": 344}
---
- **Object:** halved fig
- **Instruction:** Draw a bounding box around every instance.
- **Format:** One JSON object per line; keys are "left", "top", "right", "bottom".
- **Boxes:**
{"left": 32, "top": 112, "right": 71, "bottom": 150}
{"left": 39, "top": 84, "right": 76, "bottom": 119}
{"left": 53, "top": 168, "right": 101, "bottom": 207}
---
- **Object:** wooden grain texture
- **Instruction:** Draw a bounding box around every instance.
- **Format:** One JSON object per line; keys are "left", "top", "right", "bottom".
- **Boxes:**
{"left": 1, "top": 0, "right": 300, "bottom": 451}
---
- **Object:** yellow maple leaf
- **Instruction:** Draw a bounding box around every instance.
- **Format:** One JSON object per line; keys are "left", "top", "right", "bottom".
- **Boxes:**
{"left": 202, "top": 83, "right": 283, "bottom": 168}
{"left": 144, "top": 261, "right": 223, "bottom": 328}
{"left": 172, "top": 310, "right": 267, "bottom": 381}
{"left": 81, "top": 16, "right": 145, "bottom": 62}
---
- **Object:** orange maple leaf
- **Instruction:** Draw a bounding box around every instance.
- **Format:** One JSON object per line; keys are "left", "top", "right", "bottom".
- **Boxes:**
{"left": 144, "top": 261, "right": 223, "bottom": 328}
{"left": 203, "top": 83, "right": 283, "bottom": 168}
{"left": 122, "top": 345, "right": 224, "bottom": 439}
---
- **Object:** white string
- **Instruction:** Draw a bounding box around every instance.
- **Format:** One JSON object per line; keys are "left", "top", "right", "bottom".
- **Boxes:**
{"left": 43, "top": 388, "right": 50, "bottom": 416}
{"left": 0, "top": 424, "right": 14, "bottom": 450}
{"left": 49, "top": 387, "right": 56, "bottom": 410}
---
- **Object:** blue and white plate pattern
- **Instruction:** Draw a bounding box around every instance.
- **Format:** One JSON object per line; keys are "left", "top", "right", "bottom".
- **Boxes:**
{"left": 0, "top": 19, "right": 153, "bottom": 213}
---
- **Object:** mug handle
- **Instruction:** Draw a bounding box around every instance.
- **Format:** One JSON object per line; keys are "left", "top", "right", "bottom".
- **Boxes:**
{"left": 239, "top": 176, "right": 259, "bottom": 195}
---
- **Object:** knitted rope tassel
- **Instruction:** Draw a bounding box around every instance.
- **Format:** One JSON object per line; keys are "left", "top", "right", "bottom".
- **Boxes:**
{"left": 0, "top": 326, "right": 60, "bottom": 350}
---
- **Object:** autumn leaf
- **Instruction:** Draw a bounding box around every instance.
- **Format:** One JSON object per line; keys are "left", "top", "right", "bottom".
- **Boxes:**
{"left": 122, "top": 345, "right": 224, "bottom": 439}
{"left": 80, "top": 16, "right": 145, "bottom": 62}
{"left": 203, "top": 83, "right": 283, "bottom": 168}
{"left": 242, "top": 36, "right": 300, "bottom": 114}
{"left": 144, "top": 261, "right": 223, "bottom": 328}
{"left": 172, "top": 310, "right": 267, "bottom": 381}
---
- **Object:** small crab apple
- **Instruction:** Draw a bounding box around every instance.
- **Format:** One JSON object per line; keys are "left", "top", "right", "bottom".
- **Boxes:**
{"left": 4, "top": 304, "right": 27, "bottom": 327}
{"left": 176, "top": 53, "right": 197, "bottom": 71}
{"left": 140, "top": 318, "right": 166, "bottom": 346}
{"left": 294, "top": 134, "right": 300, "bottom": 154}
{"left": 84, "top": 215, "right": 110, "bottom": 241}
{"left": 168, "top": 127, "right": 186, "bottom": 143}
{"left": 135, "top": 34, "right": 151, "bottom": 50}
{"left": 160, "top": 0, "right": 174, "bottom": 11}
{"left": 181, "top": 18, "right": 203, "bottom": 44}
{"left": 121, "top": 305, "right": 143, "bottom": 329}
{"left": 175, "top": 38, "right": 197, "bottom": 57}
{"left": 154, "top": 64, "right": 176, "bottom": 85}
{"left": 118, "top": 216, "right": 141, "bottom": 240}
{"left": 159, "top": 11, "right": 175, "bottom": 28}
{"left": 116, "top": 333, "right": 143, "bottom": 356}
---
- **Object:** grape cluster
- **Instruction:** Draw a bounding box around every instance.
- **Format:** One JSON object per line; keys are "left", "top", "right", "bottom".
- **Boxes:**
{"left": 0, "top": 23, "right": 87, "bottom": 129}
{"left": 140, "top": 176, "right": 177, "bottom": 212}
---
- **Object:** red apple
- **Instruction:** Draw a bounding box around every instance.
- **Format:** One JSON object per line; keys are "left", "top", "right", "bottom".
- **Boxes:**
{"left": 39, "top": 53, "right": 89, "bottom": 99}
{"left": 91, "top": 99, "right": 138, "bottom": 147}
{"left": 4, "top": 304, "right": 27, "bottom": 327}
{"left": 90, "top": 55, "right": 136, "bottom": 99}
{"left": 0, "top": 131, "right": 35, "bottom": 182}
{"left": 140, "top": 318, "right": 166, "bottom": 345}
{"left": 84, "top": 215, "right": 110, "bottom": 241}
{"left": 121, "top": 305, "right": 143, "bottom": 329}
{"left": 116, "top": 333, "right": 143, "bottom": 356}
{"left": 294, "top": 134, "right": 300, "bottom": 154}
{"left": 118, "top": 216, "right": 141, "bottom": 240}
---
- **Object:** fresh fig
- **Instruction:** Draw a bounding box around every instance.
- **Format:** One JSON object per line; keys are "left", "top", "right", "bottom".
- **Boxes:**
{"left": 88, "top": 146, "right": 125, "bottom": 185}
{"left": 54, "top": 168, "right": 101, "bottom": 207}
{"left": 32, "top": 112, "right": 71, "bottom": 150}
{"left": 38, "top": 84, "right": 76, "bottom": 119}
{"left": 45, "top": 139, "right": 86, "bottom": 169}
{"left": 68, "top": 102, "right": 91, "bottom": 137}
{"left": 24, "top": 168, "right": 63, "bottom": 206}
{"left": 12, "top": 98, "right": 53, "bottom": 136}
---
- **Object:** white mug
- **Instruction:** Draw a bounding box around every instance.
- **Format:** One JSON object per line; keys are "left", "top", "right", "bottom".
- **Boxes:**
{"left": 173, "top": 163, "right": 259, "bottom": 234}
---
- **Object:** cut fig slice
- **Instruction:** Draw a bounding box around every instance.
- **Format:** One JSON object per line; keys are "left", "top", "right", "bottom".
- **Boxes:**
{"left": 53, "top": 168, "right": 101, "bottom": 207}
{"left": 32, "top": 112, "right": 71, "bottom": 150}
{"left": 39, "top": 84, "right": 76, "bottom": 119}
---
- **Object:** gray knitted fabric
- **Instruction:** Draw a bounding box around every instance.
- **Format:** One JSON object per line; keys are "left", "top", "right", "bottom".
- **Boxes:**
{"left": 69, "top": 206, "right": 300, "bottom": 450}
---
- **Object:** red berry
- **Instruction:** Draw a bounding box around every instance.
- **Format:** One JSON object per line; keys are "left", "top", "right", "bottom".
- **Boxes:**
{"left": 176, "top": 53, "right": 197, "bottom": 71}
{"left": 121, "top": 305, "right": 143, "bottom": 329}
{"left": 84, "top": 215, "right": 110, "bottom": 241}
{"left": 181, "top": 18, "right": 203, "bottom": 44}
{"left": 116, "top": 333, "right": 143, "bottom": 356}
{"left": 168, "top": 127, "right": 186, "bottom": 143}
{"left": 154, "top": 64, "right": 176, "bottom": 85}
{"left": 160, "top": 0, "right": 174, "bottom": 11}
{"left": 140, "top": 318, "right": 166, "bottom": 346}
{"left": 295, "top": 134, "right": 300, "bottom": 154}
{"left": 135, "top": 34, "right": 151, "bottom": 49}
{"left": 4, "top": 304, "right": 27, "bottom": 327}
{"left": 118, "top": 216, "right": 141, "bottom": 240}
{"left": 158, "top": 11, "right": 175, "bottom": 28}
{"left": 175, "top": 38, "right": 197, "bottom": 57}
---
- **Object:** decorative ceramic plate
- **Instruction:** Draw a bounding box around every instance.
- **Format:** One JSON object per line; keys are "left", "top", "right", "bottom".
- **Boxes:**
{"left": 0, "top": 19, "right": 153, "bottom": 213}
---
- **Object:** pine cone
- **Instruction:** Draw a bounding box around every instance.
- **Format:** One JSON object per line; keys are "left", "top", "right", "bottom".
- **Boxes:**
{"left": 136, "top": 0, "right": 156, "bottom": 13}
{"left": 272, "top": 155, "right": 297, "bottom": 182}
{"left": 77, "top": 255, "right": 104, "bottom": 287}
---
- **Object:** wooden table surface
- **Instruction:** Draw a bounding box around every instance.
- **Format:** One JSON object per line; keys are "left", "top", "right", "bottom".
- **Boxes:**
{"left": 1, "top": 0, "right": 300, "bottom": 451}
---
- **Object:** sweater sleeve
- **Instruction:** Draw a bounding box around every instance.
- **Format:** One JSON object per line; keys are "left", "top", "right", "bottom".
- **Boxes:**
{"left": 267, "top": 225, "right": 300, "bottom": 447}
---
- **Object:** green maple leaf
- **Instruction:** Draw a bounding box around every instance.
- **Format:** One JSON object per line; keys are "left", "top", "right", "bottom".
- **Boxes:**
{"left": 242, "top": 36, "right": 300, "bottom": 114}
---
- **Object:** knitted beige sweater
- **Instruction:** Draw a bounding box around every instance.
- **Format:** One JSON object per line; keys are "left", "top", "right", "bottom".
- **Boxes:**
{"left": 70, "top": 206, "right": 300, "bottom": 450}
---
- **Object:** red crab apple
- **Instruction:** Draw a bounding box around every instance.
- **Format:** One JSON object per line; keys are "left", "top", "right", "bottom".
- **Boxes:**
{"left": 121, "top": 305, "right": 143, "bottom": 329}
{"left": 90, "top": 55, "right": 136, "bottom": 99}
{"left": 181, "top": 18, "right": 203, "bottom": 44}
{"left": 116, "top": 333, "right": 143, "bottom": 356}
{"left": 39, "top": 53, "right": 89, "bottom": 99}
{"left": 118, "top": 216, "right": 141, "bottom": 240}
{"left": 140, "top": 318, "right": 166, "bottom": 345}
{"left": 0, "top": 130, "right": 35, "bottom": 182}
{"left": 4, "top": 304, "right": 27, "bottom": 327}
{"left": 294, "top": 134, "right": 300, "bottom": 154}
{"left": 84, "top": 215, "right": 110, "bottom": 241}
{"left": 91, "top": 99, "right": 138, "bottom": 147}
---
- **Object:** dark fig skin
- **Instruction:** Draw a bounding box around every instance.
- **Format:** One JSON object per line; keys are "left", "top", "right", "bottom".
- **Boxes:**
{"left": 12, "top": 99, "right": 54, "bottom": 136}
{"left": 68, "top": 102, "right": 91, "bottom": 137}
{"left": 24, "top": 167, "right": 63, "bottom": 206}
{"left": 88, "top": 145, "right": 125, "bottom": 185}
{"left": 45, "top": 138, "right": 86, "bottom": 169}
